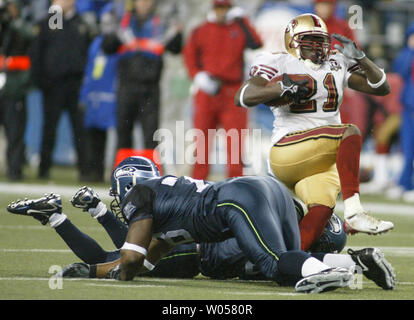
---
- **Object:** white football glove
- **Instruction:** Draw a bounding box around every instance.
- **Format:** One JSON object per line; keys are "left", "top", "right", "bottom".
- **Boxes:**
{"left": 332, "top": 33, "right": 365, "bottom": 60}
{"left": 193, "top": 71, "right": 221, "bottom": 95}
{"left": 226, "top": 6, "right": 245, "bottom": 22}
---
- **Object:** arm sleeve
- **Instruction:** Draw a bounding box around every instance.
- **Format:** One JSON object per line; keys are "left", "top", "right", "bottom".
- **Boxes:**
{"left": 248, "top": 52, "right": 284, "bottom": 81}
{"left": 182, "top": 28, "right": 202, "bottom": 79}
{"left": 101, "top": 33, "right": 122, "bottom": 55}
{"left": 236, "top": 17, "right": 263, "bottom": 50}
{"left": 165, "top": 32, "right": 183, "bottom": 54}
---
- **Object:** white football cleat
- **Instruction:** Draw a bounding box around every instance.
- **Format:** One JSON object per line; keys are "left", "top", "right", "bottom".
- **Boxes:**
{"left": 344, "top": 211, "right": 394, "bottom": 235}
{"left": 295, "top": 267, "right": 353, "bottom": 294}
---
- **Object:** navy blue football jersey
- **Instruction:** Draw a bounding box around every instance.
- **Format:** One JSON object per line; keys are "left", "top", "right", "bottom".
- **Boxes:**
{"left": 121, "top": 176, "right": 231, "bottom": 244}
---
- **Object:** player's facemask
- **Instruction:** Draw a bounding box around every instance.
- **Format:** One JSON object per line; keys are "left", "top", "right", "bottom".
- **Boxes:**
{"left": 284, "top": 14, "right": 331, "bottom": 70}
{"left": 298, "top": 35, "right": 331, "bottom": 67}
{"left": 109, "top": 156, "right": 161, "bottom": 224}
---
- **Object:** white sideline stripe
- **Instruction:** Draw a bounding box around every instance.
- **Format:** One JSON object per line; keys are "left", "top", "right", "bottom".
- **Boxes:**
{"left": 344, "top": 246, "right": 414, "bottom": 257}
{"left": 218, "top": 291, "right": 302, "bottom": 296}
{"left": 0, "top": 183, "right": 111, "bottom": 200}
{"left": 0, "top": 225, "right": 102, "bottom": 232}
{"left": 335, "top": 202, "right": 414, "bottom": 216}
{"left": 0, "top": 248, "right": 72, "bottom": 253}
{"left": 1, "top": 182, "right": 413, "bottom": 215}
{"left": 0, "top": 277, "right": 412, "bottom": 291}
{"left": 85, "top": 283, "right": 167, "bottom": 288}
{"left": 0, "top": 277, "right": 114, "bottom": 282}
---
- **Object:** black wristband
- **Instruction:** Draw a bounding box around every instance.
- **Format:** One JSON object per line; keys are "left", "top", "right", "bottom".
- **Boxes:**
{"left": 89, "top": 264, "right": 97, "bottom": 278}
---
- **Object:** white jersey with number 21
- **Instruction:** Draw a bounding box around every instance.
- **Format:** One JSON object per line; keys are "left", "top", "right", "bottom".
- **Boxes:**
{"left": 249, "top": 51, "right": 359, "bottom": 144}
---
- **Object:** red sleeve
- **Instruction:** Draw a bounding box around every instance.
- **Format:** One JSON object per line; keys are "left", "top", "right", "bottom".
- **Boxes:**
{"left": 182, "top": 27, "right": 202, "bottom": 79}
{"left": 238, "top": 17, "right": 263, "bottom": 49}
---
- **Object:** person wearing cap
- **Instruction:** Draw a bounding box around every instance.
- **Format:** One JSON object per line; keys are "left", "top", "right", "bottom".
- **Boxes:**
{"left": 183, "top": 0, "right": 262, "bottom": 180}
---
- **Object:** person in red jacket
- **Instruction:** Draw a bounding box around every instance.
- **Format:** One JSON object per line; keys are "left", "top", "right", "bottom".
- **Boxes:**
{"left": 314, "top": 0, "right": 356, "bottom": 47}
{"left": 183, "top": 0, "right": 262, "bottom": 180}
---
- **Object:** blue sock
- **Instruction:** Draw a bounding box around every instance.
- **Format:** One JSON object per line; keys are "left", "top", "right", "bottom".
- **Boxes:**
{"left": 97, "top": 211, "right": 128, "bottom": 248}
{"left": 276, "top": 250, "right": 312, "bottom": 285}
{"left": 55, "top": 219, "right": 110, "bottom": 264}
{"left": 310, "top": 252, "right": 327, "bottom": 262}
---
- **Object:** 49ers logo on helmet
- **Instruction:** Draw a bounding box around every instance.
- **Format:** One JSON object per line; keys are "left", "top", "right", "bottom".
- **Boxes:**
{"left": 285, "top": 19, "right": 298, "bottom": 33}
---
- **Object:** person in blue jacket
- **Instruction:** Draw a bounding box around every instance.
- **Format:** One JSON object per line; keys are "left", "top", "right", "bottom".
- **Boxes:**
{"left": 80, "top": 3, "right": 121, "bottom": 182}
{"left": 390, "top": 22, "right": 414, "bottom": 201}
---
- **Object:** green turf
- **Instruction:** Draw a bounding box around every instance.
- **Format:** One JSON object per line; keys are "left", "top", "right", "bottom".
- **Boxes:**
{"left": 0, "top": 187, "right": 413, "bottom": 301}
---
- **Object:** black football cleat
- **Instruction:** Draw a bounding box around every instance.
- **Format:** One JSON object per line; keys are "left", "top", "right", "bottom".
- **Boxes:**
{"left": 347, "top": 247, "right": 396, "bottom": 290}
{"left": 295, "top": 267, "right": 353, "bottom": 294}
{"left": 7, "top": 193, "right": 62, "bottom": 225}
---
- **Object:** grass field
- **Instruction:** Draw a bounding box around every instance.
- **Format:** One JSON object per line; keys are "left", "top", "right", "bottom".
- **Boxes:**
{"left": 0, "top": 166, "right": 413, "bottom": 302}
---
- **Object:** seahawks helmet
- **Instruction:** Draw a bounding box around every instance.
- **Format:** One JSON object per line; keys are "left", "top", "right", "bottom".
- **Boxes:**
{"left": 109, "top": 156, "right": 160, "bottom": 223}
{"left": 309, "top": 213, "right": 347, "bottom": 254}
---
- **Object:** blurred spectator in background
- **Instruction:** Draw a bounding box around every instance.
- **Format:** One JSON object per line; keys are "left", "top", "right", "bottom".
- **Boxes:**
{"left": 30, "top": 0, "right": 94, "bottom": 180}
{"left": 360, "top": 72, "right": 403, "bottom": 194}
{"left": 105, "top": 0, "right": 182, "bottom": 161}
{"left": 314, "top": 0, "right": 356, "bottom": 46}
{"left": 79, "top": 3, "right": 120, "bottom": 182}
{"left": 0, "top": 0, "right": 34, "bottom": 181}
{"left": 76, "top": 0, "right": 111, "bottom": 35}
{"left": 183, "top": 0, "right": 262, "bottom": 180}
{"left": 387, "top": 21, "right": 414, "bottom": 202}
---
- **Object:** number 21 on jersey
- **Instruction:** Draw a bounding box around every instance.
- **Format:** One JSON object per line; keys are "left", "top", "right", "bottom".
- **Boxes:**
{"left": 289, "top": 73, "right": 339, "bottom": 113}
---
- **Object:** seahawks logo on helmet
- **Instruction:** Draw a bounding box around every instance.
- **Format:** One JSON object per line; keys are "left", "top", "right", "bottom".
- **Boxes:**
{"left": 309, "top": 214, "right": 347, "bottom": 254}
{"left": 114, "top": 166, "right": 140, "bottom": 179}
{"left": 326, "top": 214, "right": 342, "bottom": 234}
{"left": 114, "top": 164, "right": 155, "bottom": 179}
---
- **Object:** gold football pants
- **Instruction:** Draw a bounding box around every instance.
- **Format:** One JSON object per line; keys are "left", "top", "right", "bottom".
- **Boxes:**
{"left": 270, "top": 125, "right": 354, "bottom": 208}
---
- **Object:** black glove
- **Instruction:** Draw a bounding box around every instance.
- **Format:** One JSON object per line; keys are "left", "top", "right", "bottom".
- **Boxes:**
{"left": 59, "top": 262, "right": 91, "bottom": 278}
{"left": 71, "top": 186, "right": 101, "bottom": 212}
{"left": 279, "top": 73, "right": 310, "bottom": 104}
{"left": 107, "top": 264, "right": 121, "bottom": 280}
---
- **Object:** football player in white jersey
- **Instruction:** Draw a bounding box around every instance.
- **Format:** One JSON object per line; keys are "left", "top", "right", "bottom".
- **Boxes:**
{"left": 235, "top": 13, "right": 394, "bottom": 251}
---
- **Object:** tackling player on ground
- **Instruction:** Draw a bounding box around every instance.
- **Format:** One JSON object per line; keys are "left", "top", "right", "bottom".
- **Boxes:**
{"left": 8, "top": 157, "right": 396, "bottom": 293}
{"left": 235, "top": 13, "right": 394, "bottom": 251}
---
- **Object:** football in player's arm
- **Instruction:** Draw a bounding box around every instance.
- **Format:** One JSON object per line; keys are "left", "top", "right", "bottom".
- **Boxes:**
{"left": 235, "top": 34, "right": 389, "bottom": 109}
{"left": 234, "top": 14, "right": 394, "bottom": 251}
